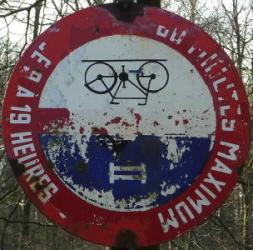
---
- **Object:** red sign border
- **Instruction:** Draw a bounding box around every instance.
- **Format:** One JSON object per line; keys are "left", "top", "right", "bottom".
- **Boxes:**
{"left": 2, "top": 6, "right": 250, "bottom": 246}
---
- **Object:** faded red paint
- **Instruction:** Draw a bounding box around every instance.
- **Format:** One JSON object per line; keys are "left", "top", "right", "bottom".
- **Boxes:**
{"left": 122, "top": 121, "right": 132, "bottom": 127}
{"left": 79, "top": 127, "right": 84, "bottom": 134}
{"left": 92, "top": 127, "right": 108, "bottom": 135}
{"left": 105, "top": 116, "right": 122, "bottom": 125}
{"left": 134, "top": 113, "right": 142, "bottom": 126}
{"left": 39, "top": 108, "right": 71, "bottom": 133}
{"left": 183, "top": 119, "right": 189, "bottom": 125}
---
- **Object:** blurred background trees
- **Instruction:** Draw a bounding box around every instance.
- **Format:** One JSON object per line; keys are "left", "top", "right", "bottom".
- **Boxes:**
{"left": 0, "top": 0, "right": 252, "bottom": 249}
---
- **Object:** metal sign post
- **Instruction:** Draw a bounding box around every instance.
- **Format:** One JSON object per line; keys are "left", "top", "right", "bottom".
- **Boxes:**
{"left": 104, "top": 229, "right": 161, "bottom": 249}
{"left": 105, "top": 0, "right": 161, "bottom": 250}
{"left": 105, "top": 246, "right": 160, "bottom": 250}
{"left": 2, "top": 0, "right": 250, "bottom": 249}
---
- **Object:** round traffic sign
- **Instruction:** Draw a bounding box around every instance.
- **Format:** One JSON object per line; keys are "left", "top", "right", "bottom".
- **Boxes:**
{"left": 2, "top": 5, "right": 250, "bottom": 246}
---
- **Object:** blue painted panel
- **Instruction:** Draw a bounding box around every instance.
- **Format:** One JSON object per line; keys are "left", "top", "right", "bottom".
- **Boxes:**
{"left": 40, "top": 134, "right": 210, "bottom": 210}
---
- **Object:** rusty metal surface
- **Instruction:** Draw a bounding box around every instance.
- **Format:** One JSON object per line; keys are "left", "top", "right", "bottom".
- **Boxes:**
{"left": 1, "top": 5, "right": 250, "bottom": 247}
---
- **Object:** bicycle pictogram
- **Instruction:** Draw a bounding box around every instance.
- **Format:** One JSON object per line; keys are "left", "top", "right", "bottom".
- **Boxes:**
{"left": 82, "top": 59, "right": 169, "bottom": 105}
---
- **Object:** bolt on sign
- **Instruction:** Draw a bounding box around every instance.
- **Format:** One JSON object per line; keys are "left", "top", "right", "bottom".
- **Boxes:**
{"left": 2, "top": 3, "right": 250, "bottom": 247}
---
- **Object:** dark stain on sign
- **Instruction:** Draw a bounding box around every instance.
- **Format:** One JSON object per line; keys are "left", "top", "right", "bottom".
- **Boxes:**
{"left": 47, "top": 160, "right": 55, "bottom": 170}
{"left": 75, "top": 161, "right": 89, "bottom": 172}
{"left": 30, "top": 176, "right": 48, "bottom": 192}
{"left": 8, "top": 159, "right": 26, "bottom": 178}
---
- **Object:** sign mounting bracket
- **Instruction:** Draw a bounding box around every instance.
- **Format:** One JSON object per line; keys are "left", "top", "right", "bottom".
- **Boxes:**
{"left": 101, "top": 0, "right": 160, "bottom": 22}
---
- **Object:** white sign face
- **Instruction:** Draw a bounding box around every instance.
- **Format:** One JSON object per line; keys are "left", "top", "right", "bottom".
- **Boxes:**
{"left": 39, "top": 35, "right": 215, "bottom": 211}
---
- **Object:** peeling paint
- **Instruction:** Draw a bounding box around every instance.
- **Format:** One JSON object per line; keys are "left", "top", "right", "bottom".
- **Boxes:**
{"left": 38, "top": 35, "right": 216, "bottom": 211}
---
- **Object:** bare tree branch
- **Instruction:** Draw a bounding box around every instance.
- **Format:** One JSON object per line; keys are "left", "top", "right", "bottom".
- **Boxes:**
{"left": 0, "top": 196, "right": 23, "bottom": 249}
{"left": 0, "top": 185, "right": 19, "bottom": 204}
{"left": 0, "top": 0, "right": 45, "bottom": 18}
{"left": 210, "top": 215, "right": 244, "bottom": 247}
{"left": 0, "top": 217, "right": 56, "bottom": 228}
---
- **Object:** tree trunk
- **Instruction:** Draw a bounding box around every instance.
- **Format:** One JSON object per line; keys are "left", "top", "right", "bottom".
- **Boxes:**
{"left": 33, "top": 0, "right": 43, "bottom": 40}
{"left": 242, "top": 182, "right": 252, "bottom": 250}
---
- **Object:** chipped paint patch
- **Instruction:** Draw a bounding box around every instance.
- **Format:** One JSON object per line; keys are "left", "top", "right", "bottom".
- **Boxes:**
{"left": 38, "top": 35, "right": 215, "bottom": 211}
{"left": 160, "top": 182, "right": 177, "bottom": 196}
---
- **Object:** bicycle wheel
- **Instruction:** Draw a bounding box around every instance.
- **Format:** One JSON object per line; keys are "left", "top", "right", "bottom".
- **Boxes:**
{"left": 84, "top": 62, "right": 117, "bottom": 94}
{"left": 136, "top": 61, "right": 169, "bottom": 93}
